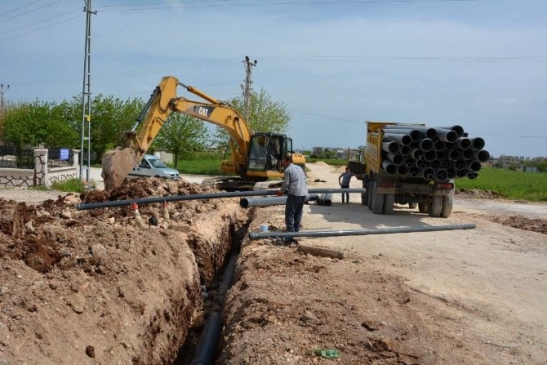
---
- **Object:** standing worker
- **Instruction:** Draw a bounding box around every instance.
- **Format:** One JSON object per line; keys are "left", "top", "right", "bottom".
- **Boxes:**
{"left": 277, "top": 155, "right": 308, "bottom": 242}
{"left": 338, "top": 166, "right": 355, "bottom": 204}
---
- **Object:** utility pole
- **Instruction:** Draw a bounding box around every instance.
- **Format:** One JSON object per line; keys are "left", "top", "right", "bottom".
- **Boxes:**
{"left": 0, "top": 84, "right": 9, "bottom": 115}
{"left": 80, "top": 0, "right": 96, "bottom": 182}
{"left": 241, "top": 56, "right": 257, "bottom": 121}
{"left": 0, "top": 84, "right": 9, "bottom": 138}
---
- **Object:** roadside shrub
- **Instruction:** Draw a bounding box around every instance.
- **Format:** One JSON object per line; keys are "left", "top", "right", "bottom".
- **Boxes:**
{"left": 51, "top": 178, "right": 87, "bottom": 193}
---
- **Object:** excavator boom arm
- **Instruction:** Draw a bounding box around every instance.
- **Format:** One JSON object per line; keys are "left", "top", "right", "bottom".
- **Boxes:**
{"left": 102, "top": 76, "right": 252, "bottom": 190}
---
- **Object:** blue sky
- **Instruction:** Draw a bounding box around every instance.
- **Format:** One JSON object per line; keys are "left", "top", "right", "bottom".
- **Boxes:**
{"left": 1, "top": 0, "right": 546, "bottom": 158}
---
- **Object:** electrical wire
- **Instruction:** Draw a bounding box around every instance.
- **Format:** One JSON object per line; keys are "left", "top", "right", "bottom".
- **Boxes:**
{"left": 0, "top": 14, "right": 83, "bottom": 42}
{"left": 98, "top": 0, "right": 477, "bottom": 12}
{"left": 0, "top": 0, "right": 45, "bottom": 17}
{"left": 0, "top": 0, "right": 61, "bottom": 22}
{"left": 0, "top": 8, "right": 81, "bottom": 36}
{"left": 288, "top": 109, "right": 364, "bottom": 124}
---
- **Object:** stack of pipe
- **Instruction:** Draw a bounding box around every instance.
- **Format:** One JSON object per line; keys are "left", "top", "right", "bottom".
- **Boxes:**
{"left": 380, "top": 124, "right": 489, "bottom": 181}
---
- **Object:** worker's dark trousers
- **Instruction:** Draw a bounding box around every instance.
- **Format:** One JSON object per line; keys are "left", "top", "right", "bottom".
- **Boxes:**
{"left": 341, "top": 185, "right": 350, "bottom": 203}
{"left": 285, "top": 195, "right": 306, "bottom": 232}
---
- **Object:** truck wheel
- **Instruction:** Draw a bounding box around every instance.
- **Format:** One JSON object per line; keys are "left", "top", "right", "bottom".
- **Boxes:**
{"left": 429, "top": 196, "right": 443, "bottom": 217}
{"left": 372, "top": 192, "right": 384, "bottom": 214}
{"left": 383, "top": 194, "right": 395, "bottom": 214}
{"left": 362, "top": 181, "right": 369, "bottom": 206}
{"left": 367, "top": 182, "right": 374, "bottom": 210}
{"left": 440, "top": 195, "right": 453, "bottom": 218}
{"left": 408, "top": 202, "right": 417, "bottom": 209}
{"left": 418, "top": 203, "right": 429, "bottom": 213}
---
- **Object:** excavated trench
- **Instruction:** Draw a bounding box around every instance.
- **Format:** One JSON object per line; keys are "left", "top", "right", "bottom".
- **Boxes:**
{"left": 172, "top": 210, "right": 252, "bottom": 365}
{"left": 0, "top": 177, "right": 256, "bottom": 365}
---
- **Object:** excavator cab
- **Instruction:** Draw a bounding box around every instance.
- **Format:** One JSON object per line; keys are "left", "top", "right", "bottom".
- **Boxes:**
{"left": 248, "top": 133, "right": 286, "bottom": 172}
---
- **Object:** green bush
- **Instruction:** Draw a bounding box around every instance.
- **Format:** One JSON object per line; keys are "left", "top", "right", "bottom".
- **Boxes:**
{"left": 51, "top": 178, "right": 88, "bottom": 193}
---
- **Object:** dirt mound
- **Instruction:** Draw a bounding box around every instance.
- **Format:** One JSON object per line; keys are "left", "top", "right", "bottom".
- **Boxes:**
{"left": 491, "top": 215, "right": 547, "bottom": 235}
{"left": 456, "top": 188, "right": 506, "bottom": 199}
{"left": 0, "top": 177, "right": 250, "bottom": 364}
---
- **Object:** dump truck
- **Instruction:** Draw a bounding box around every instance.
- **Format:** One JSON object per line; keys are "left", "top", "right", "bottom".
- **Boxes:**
{"left": 348, "top": 121, "right": 489, "bottom": 218}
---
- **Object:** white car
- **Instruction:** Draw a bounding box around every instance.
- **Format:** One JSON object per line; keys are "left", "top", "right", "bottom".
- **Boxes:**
{"left": 128, "top": 154, "right": 179, "bottom": 180}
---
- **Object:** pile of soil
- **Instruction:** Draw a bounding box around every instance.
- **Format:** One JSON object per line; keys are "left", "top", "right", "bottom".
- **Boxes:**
{"left": 491, "top": 215, "right": 547, "bottom": 235}
{"left": 456, "top": 188, "right": 506, "bottom": 199}
{"left": 0, "top": 177, "right": 250, "bottom": 364}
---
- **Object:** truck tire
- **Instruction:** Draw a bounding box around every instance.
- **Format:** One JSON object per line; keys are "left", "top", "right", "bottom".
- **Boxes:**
{"left": 418, "top": 203, "right": 429, "bottom": 213}
{"left": 440, "top": 195, "right": 453, "bottom": 218}
{"left": 383, "top": 194, "right": 395, "bottom": 214}
{"left": 429, "top": 196, "right": 443, "bottom": 217}
{"left": 372, "top": 191, "right": 384, "bottom": 215}
{"left": 408, "top": 202, "right": 417, "bottom": 209}
{"left": 362, "top": 181, "right": 369, "bottom": 206}
{"left": 367, "top": 182, "right": 374, "bottom": 210}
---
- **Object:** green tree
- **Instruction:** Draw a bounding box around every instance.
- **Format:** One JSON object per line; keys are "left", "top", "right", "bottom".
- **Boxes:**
{"left": 152, "top": 113, "right": 209, "bottom": 166}
{"left": 75, "top": 95, "right": 145, "bottom": 162}
{"left": 537, "top": 162, "right": 547, "bottom": 173}
{"left": 3, "top": 101, "right": 79, "bottom": 147}
{"left": 213, "top": 88, "right": 290, "bottom": 149}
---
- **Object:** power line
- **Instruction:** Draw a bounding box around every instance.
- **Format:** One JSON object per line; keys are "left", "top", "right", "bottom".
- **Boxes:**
{"left": 0, "top": 8, "right": 81, "bottom": 36}
{"left": 7, "top": 59, "right": 241, "bottom": 86}
{"left": 0, "top": 0, "right": 61, "bottom": 22}
{"left": 0, "top": 14, "right": 83, "bottom": 42}
{"left": 0, "top": 0, "right": 45, "bottom": 17}
{"left": 255, "top": 55, "right": 547, "bottom": 63}
{"left": 288, "top": 108, "right": 364, "bottom": 125}
{"left": 98, "top": 0, "right": 477, "bottom": 11}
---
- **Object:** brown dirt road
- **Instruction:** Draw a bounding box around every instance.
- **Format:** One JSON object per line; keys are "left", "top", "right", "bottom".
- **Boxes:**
{"left": 220, "top": 162, "right": 547, "bottom": 364}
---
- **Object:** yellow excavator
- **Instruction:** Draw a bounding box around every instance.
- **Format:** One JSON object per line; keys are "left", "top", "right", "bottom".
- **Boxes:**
{"left": 101, "top": 76, "right": 305, "bottom": 191}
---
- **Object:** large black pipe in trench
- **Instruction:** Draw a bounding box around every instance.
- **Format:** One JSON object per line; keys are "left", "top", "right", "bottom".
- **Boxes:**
{"left": 249, "top": 223, "right": 476, "bottom": 240}
{"left": 189, "top": 248, "right": 239, "bottom": 365}
{"left": 77, "top": 188, "right": 367, "bottom": 210}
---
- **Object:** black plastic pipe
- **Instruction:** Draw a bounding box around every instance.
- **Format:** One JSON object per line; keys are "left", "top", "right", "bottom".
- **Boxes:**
{"left": 317, "top": 193, "right": 333, "bottom": 206}
{"left": 381, "top": 160, "right": 398, "bottom": 175}
{"left": 471, "top": 137, "right": 485, "bottom": 150}
{"left": 476, "top": 149, "right": 490, "bottom": 162}
{"left": 249, "top": 223, "right": 476, "bottom": 240}
{"left": 386, "top": 152, "right": 405, "bottom": 166}
{"left": 381, "top": 128, "right": 422, "bottom": 141}
{"left": 384, "top": 125, "right": 437, "bottom": 139}
{"left": 455, "top": 137, "right": 472, "bottom": 150}
{"left": 77, "top": 189, "right": 367, "bottom": 210}
{"left": 382, "top": 141, "right": 400, "bottom": 154}
{"left": 399, "top": 145, "right": 411, "bottom": 156}
{"left": 435, "top": 128, "right": 458, "bottom": 143}
{"left": 189, "top": 250, "right": 239, "bottom": 365}
{"left": 383, "top": 133, "right": 412, "bottom": 146}
{"left": 441, "top": 125, "right": 465, "bottom": 138}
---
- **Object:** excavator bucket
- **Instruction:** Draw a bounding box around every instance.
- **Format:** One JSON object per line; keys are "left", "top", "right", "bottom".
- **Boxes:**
{"left": 101, "top": 147, "right": 139, "bottom": 190}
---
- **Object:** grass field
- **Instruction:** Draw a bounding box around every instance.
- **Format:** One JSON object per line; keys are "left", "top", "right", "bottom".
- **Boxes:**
{"left": 456, "top": 168, "right": 547, "bottom": 202}
{"left": 173, "top": 156, "right": 546, "bottom": 202}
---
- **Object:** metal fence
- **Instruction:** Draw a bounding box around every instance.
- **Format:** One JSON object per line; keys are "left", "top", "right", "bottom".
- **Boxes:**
{"left": 48, "top": 148, "right": 74, "bottom": 168}
{"left": 0, "top": 144, "right": 34, "bottom": 169}
{"left": 0, "top": 144, "right": 74, "bottom": 169}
